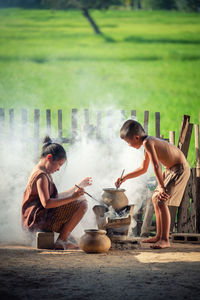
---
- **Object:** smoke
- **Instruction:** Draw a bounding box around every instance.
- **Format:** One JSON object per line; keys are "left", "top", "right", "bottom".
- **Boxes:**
{"left": 0, "top": 107, "right": 153, "bottom": 245}
{"left": 0, "top": 130, "right": 35, "bottom": 244}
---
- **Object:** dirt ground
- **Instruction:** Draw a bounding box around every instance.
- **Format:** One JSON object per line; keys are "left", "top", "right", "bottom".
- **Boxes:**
{"left": 0, "top": 241, "right": 200, "bottom": 300}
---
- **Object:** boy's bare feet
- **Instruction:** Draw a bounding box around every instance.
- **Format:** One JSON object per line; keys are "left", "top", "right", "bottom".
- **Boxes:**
{"left": 150, "top": 240, "right": 170, "bottom": 249}
{"left": 142, "top": 236, "right": 160, "bottom": 243}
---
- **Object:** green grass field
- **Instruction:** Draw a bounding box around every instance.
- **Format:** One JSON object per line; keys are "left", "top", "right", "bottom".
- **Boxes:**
{"left": 0, "top": 8, "right": 200, "bottom": 164}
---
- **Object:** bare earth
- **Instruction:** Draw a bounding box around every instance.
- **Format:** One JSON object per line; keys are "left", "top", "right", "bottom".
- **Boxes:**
{"left": 0, "top": 241, "right": 200, "bottom": 300}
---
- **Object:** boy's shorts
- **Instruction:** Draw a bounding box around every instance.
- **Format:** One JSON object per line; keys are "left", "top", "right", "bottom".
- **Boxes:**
{"left": 153, "top": 162, "right": 190, "bottom": 207}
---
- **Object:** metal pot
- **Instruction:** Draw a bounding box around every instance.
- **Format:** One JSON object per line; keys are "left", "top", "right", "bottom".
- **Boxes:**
{"left": 101, "top": 188, "right": 128, "bottom": 210}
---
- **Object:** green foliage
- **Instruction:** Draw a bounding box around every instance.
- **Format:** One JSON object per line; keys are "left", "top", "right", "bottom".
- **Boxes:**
{"left": 140, "top": 0, "right": 200, "bottom": 11}
{"left": 41, "top": 0, "right": 122, "bottom": 10}
{"left": 0, "top": 0, "right": 41, "bottom": 8}
{"left": 174, "top": 0, "right": 200, "bottom": 12}
{"left": 0, "top": 8, "right": 199, "bottom": 165}
{"left": 141, "top": 0, "right": 175, "bottom": 10}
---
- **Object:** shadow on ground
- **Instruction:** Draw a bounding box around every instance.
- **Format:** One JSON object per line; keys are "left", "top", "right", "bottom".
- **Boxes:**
{"left": 0, "top": 243, "right": 200, "bottom": 300}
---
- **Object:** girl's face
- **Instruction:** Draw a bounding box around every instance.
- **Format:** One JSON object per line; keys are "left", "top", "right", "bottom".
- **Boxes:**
{"left": 47, "top": 157, "right": 66, "bottom": 174}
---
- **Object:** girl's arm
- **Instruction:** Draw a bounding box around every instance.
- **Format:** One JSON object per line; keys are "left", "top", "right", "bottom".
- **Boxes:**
{"left": 36, "top": 175, "right": 84, "bottom": 209}
{"left": 58, "top": 177, "right": 92, "bottom": 198}
{"left": 115, "top": 151, "right": 150, "bottom": 187}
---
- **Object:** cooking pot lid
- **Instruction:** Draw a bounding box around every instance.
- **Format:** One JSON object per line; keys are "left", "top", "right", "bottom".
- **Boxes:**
{"left": 103, "top": 188, "right": 126, "bottom": 192}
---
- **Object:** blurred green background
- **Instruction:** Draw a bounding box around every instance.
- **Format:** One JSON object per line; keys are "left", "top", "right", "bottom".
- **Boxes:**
{"left": 0, "top": 1, "right": 200, "bottom": 165}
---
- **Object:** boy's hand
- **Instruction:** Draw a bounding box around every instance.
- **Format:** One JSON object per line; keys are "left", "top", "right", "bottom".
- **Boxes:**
{"left": 115, "top": 177, "right": 124, "bottom": 188}
{"left": 78, "top": 177, "right": 92, "bottom": 188}
{"left": 158, "top": 187, "right": 169, "bottom": 201}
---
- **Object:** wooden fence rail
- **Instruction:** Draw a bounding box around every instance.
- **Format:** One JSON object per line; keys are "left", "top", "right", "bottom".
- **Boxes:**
{"left": 0, "top": 108, "right": 200, "bottom": 234}
{"left": 0, "top": 108, "right": 165, "bottom": 144}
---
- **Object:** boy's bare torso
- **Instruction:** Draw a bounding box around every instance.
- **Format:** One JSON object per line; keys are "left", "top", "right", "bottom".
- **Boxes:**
{"left": 144, "top": 136, "right": 187, "bottom": 169}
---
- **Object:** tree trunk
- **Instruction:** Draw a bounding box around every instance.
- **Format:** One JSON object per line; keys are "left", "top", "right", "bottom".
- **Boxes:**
{"left": 133, "top": 0, "right": 141, "bottom": 10}
{"left": 82, "top": 8, "right": 102, "bottom": 35}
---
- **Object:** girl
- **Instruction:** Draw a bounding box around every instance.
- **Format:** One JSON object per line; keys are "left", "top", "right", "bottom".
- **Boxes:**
{"left": 22, "top": 136, "right": 92, "bottom": 250}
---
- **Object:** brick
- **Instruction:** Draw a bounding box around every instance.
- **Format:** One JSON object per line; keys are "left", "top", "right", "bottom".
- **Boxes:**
{"left": 171, "top": 233, "right": 200, "bottom": 244}
{"left": 36, "top": 232, "right": 54, "bottom": 249}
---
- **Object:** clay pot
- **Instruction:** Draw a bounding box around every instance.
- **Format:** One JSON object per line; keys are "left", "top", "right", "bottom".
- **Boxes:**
{"left": 102, "top": 188, "right": 128, "bottom": 210}
{"left": 79, "top": 229, "right": 111, "bottom": 253}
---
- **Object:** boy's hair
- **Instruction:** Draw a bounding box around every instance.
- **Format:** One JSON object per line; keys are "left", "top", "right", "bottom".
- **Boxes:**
{"left": 120, "top": 120, "right": 145, "bottom": 139}
{"left": 41, "top": 136, "right": 67, "bottom": 161}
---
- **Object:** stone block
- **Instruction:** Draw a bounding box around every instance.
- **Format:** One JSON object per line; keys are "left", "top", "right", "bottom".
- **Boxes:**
{"left": 36, "top": 232, "right": 54, "bottom": 249}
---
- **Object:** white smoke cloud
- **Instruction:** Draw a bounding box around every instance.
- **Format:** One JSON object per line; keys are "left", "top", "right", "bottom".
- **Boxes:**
{"left": 0, "top": 131, "right": 35, "bottom": 244}
{"left": 0, "top": 107, "right": 153, "bottom": 244}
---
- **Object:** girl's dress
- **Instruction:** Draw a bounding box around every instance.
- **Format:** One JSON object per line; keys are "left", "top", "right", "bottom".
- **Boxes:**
{"left": 22, "top": 169, "right": 84, "bottom": 232}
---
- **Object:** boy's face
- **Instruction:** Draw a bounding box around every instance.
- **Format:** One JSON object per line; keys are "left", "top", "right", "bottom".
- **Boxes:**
{"left": 124, "top": 136, "right": 142, "bottom": 149}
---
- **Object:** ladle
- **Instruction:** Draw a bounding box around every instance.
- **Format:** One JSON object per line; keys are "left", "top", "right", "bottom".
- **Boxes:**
{"left": 75, "top": 184, "right": 100, "bottom": 204}
{"left": 117, "top": 169, "right": 125, "bottom": 188}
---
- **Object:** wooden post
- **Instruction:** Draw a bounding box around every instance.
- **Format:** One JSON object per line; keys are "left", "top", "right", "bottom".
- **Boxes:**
{"left": 21, "top": 109, "right": 27, "bottom": 138}
{"left": 196, "top": 173, "right": 200, "bottom": 233}
{"left": 9, "top": 108, "right": 14, "bottom": 135}
{"left": 176, "top": 115, "right": 193, "bottom": 158}
{"left": 177, "top": 169, "right": 197, "bottom": 233}
{"left": 144, "top": 110, "right": 149, "bottom": 134}
{"left": 155, "top": 112, "right": 160, "bottom": 138}
{"left": 181, "top": 123, "right": 193, "bottom": 158}
{"left": 96, "top": 111, "right": 101, "bottom": 140}
{"left": 84, "top": 109, "right": 95, "bottom": 138}
{"left": 46, "top": 109, "right": 51, "bottom": 136}
{"left": 84, "top": 109, "right": 89, "bottom": 132}
{"left": 58, "top": 110, "right": 62, "bottom": 142}
{"left": 71, "top": 108, "right": 78, "bottom": 143}
{"left": 0, "top": 108, "right": 5, "bottom": 132}
{"left": 195, "top": 124, "right": 200, "bottom": 177}
{"left": 195, "top": 123, "right": 200, "bottom": 232}
{"left": 131, "top": 110, "right": 136, "bottom": 119}
{"left": 168, "top": 206, "right": 177, "bottom": 233}
{"left": 34, "top": 109, "right": 40, "bottom": 157}
{"left": 107, "top": 110, "right": 112, "bottom": 127}
{"left": 170, "top": 116, "right": 191, "bottom": 231}
{"left": 121, "top": 110, "right": 125, "bottom": 122}
{"left": 177, "top": 115, "right": 190, "bottom": 150}
{"left": 169, "top": 131, "right": 175, "bottom": 145}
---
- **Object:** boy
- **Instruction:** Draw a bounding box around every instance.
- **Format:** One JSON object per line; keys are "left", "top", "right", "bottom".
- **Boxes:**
{"left": 115, "top": 120, "right": 190, "bottom": 249}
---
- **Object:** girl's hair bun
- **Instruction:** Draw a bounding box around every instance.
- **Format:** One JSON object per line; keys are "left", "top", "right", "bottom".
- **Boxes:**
{"left": 41, "top": 135, "right": 66, "bottom": 161}
{"left": 43, "top": 135, "right": 52, "bottom": 145}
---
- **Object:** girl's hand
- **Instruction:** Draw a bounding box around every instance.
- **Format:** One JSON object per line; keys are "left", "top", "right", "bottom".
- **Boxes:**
{"left": 78, "top": 177, "right": 92, "bottom": 188}
{"left": 73, "top": 187, "right": 85, "bottom": 200}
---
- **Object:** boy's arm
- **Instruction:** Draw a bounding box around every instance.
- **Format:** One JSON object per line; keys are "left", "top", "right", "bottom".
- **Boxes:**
{"left": 115, "top": 151, "right": 150, "bottom": 187}
{"left": 144, "top": 139, "right": 168, "bottom": 200}
{"left": 144, "top": 140, "right": 164, "bottom": 188}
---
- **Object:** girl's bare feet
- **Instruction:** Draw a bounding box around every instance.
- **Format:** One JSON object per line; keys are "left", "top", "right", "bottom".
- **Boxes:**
{"left": 54, "top": 239, "right": 79, "bottom": 250}
{"left": 68, "top": 234, "right": 77, "bottom": 244}
{"left": 66, "top": 243, "right": 79, "bottom": 250}
{"left": 54, "top": 239, "right": 66, "bottom": 250}
{"left": 142, "top": 236, "right": 160, "bottom": 243}
{"left": 150, "top": 240, "right": 170, "bottom": 249}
